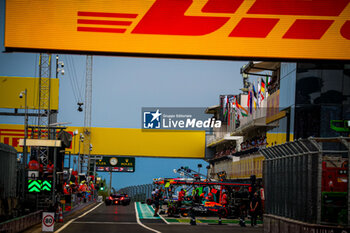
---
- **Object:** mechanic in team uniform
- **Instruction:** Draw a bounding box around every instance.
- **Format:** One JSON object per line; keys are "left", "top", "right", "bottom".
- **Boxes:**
{"left": 153, "top": 189, "right": 161, "bottom": 217}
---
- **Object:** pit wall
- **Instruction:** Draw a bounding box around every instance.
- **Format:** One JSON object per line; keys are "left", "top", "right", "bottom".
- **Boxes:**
{"left": 264, "top": 214, "right": 349, "bottom": 233}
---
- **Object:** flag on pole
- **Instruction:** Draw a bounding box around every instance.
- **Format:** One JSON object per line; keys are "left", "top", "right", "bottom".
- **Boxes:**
{"left": 250, "top": 91, "right": 253, "bottom": 113}
{"left": 222, "top": 95, "right": 228, "bottom": 120}
{"left": 247, "top": 90, "right": 252, "bottom": 114}
{"left": 253, "top": 84, "right": 257, "bottom": 100}
{"left": 236, "top": 101, "right": 248, "bottom": 117}
{"left": 261, "top": 78, "right": 266, "bottom": 94}
{"left": 247, "top": 91, "right": 250, "bottom": 109}
{"left": 253, "top": 98, "right": 257, "bottom": 110}
{"left": 233, "top": 97, "right": 239, "bottom": 120}
{"left": 260, "top": 92, "right": 265, "bottom": 101}
{"left": 257, "top": 80, "right": 261, "bottom": 108}
{"left": 260, "top": 78, "right": 265, "bottom": 102}
{"left": 227, "top": 96, "right": 234, "bottom": 125}
{"left": 253, "top": 84, "right": 258, "bottom": 110}
{"left": 259, "top": 79, "right": 265, "bottom": 106}
{"left": 265, "top": 75, "right": 270, "bottom": 98}
{"left": 266, "top": 75, "right": 270, "bottom": 87}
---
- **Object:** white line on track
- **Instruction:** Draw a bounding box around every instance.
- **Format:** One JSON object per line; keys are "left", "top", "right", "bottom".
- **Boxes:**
{"left": 149, "top": 204, "right": 169, "bottom": 224}
{"left": 73, "top": 221, "right": 138, "bottom": 225}
{"left": 138, "top": 202, "right": 151, "bottom": 218}
{"left": 55, "top": 202, "right": 103, "bottom": 233}
{"left": 134, "top": 202, "right": 161, "bottom": 233}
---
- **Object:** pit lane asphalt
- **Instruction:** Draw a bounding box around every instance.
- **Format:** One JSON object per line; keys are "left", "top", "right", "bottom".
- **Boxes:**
{"left": 56, "top": 202, "right": 263, "bottom": 233}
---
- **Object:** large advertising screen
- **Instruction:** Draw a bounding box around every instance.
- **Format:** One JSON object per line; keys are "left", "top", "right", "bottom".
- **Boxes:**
{"left": 5, "top": 0, "right": 350, "bottom": 60}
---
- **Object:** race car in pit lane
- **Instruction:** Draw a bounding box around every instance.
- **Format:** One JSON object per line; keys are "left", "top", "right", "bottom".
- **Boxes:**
{"left": 167, "top": 201, "right": 224, "bottom": 217}
{"left": 151, "top": 177, "right": 253, "bottom": 218}
{"left": 105, "top": 193, "right": 131, "bottom": 206}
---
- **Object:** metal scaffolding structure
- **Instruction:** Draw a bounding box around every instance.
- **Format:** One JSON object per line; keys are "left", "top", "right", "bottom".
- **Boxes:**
{"left": 36, "top": 53, "right": 52, "bottom": 166}
{"left": 37, "top": 53, "right": 52, "bottom": 137}
{"left": 82, "top": 55, "right": 93, "bottom": 174}
{"left": 260, "top": 137, "right": 350, "bottom": 227}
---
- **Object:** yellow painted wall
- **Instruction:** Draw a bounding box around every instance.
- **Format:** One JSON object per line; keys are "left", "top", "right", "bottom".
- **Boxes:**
{"left": 0, "top": 76, "right": 59, "bottom": 110}
{"left": 230, "top": 155, "right": 264, "bottom": 179}
{"left": 212, "top": 133, "right": 296, "bottom": 180}
{"left": 212, "top": 154, "right": 264, "bottom": 180}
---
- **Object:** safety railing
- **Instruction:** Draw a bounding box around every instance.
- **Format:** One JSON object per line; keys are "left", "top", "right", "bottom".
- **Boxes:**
{"left": 0, "top": 210, "right": 42, "bottom": 233}
{"left": 260, "top": 137, "right": 350, "bottom": 227}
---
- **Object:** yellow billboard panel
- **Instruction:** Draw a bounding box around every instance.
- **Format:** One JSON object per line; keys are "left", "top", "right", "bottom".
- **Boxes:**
{"left": 0, "top": 76, "right": 59, "bottom": 110}
{"left": 0, "top": 124, "right": 205, "bottom": 158}
{"left": 266, "top": 90, "right": 287, "bottom": 124}
{"left": 266, "top": 132, "right": 294, "bottom": 147}
{"left": 5, "top": 0, "right": 350, "bottom": 60}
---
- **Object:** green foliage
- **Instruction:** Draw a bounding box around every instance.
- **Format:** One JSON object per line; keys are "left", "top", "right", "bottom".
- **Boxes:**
{"left": 98, "top": 190, "right": 109, "bottom": 201}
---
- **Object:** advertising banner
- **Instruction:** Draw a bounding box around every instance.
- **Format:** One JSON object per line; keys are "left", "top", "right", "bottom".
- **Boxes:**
{"left": 5, "top": 0, "right": 350, "bottom": 60}
{"left": 94, "top": 157, "right": 135, "bottom": 172}
{"left": 0, "top": 124, "right": 205, "bottom": 158}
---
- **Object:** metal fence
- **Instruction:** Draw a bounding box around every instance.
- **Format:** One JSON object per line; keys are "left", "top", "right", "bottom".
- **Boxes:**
{"left": 0, "top": 143, "right": 17, "bottom": 199}
{"left": 260, "top": 137, "right": 350, "bottom": 227}
{"left": 0, "top": 210, "right": 42, "bottom": 233}
{"left": 118, "top": 183, "right": 156, "bottom": 202}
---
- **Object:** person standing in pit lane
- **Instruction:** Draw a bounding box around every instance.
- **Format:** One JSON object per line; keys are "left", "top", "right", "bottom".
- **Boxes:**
{"left": 177, "top": 188, "right": 185, "bottom": 208}
{"left": 199, "top": 191, "right": 206, "bottom": 203}
{"left": 153, "top": 189, "right": 161, "bottom": 217}
{"left": 221, "top": 190, "right": 228, "bottom": 207}
{"left": 151, "top": 189, "right": 156, "bottom": 199}
{"left": 250, "top": 192, "right": 260, "bottom": 227}
{"left": 207, "top": 191, "right": 214, "bottom": 201}
{"left": 192, "top": 189, "right": 200, "bottom": 204}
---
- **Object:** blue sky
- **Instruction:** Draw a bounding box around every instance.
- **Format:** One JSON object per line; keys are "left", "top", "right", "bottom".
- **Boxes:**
{"left": 0, "top": 1, "right": 246, "bottom": 190}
